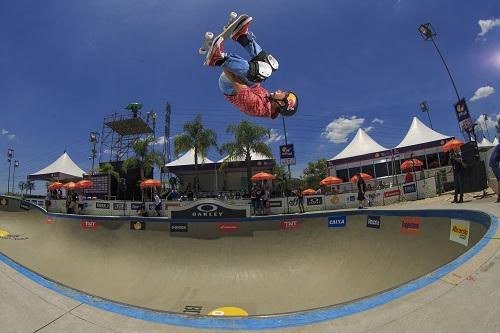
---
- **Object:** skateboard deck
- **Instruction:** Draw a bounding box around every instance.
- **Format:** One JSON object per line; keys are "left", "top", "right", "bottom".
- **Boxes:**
{"left": 199, "top": 12, "right": 251, "bottom": 65}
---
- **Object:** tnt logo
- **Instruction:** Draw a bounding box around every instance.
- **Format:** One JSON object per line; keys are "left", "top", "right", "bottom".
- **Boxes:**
{"left": 281, "top": 220, "right": 300, "bottom": 230}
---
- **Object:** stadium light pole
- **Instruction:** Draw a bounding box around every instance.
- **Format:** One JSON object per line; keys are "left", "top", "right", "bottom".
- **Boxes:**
{"left": 419, "top": 101, "right": 433, "bottom": 129}
{"left": 12, "top": 160, "right": 19, "bottom": 195}
{"left": 281, "top": 116, "right": 291, "bottom": 214}
{"left": 6, "top": 148, "right": 14, "bottom": 194}
{"left": 89, "top": 132, "right": 99, "bottom": 174}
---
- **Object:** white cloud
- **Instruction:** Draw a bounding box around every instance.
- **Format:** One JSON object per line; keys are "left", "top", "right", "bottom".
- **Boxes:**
{"left": 1, "top": 129, "right": 8, "bottom": 135}
{"left": 266, "top": 129, "right": 285, "bottom": 144}
{"left": 372, "top": 118, "right": 384, "bottom": 124}
{"left": 476, "top": 114, "right": 499, "bottom": 131}
{"left": 322, "top": 116, "right": 365, "bottom": 143}
{"left": 155, "top": 136, "right": 167, "bottom": 145}
{"left": 477, "top": 18, "right": 500, "bottom": 37}
{"left": 7, "top": 134, "right": 15, "bottom": 140}
{"left": 364, "top": 126, "right": 374, "bottom": 133}
{"left": 470, "top": 86, "right": 495, "bottom": 101}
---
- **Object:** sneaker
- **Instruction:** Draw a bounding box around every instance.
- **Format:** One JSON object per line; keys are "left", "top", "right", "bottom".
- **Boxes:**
{"left": 207, "top": 36, "right": 225, "bottom": 66}
{"left": 231, "top": 16, "right": 253, "bottom": 41}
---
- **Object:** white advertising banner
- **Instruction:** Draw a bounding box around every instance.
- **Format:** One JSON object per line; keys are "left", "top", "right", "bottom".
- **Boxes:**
{"left": 449, "top": 219, "right": 470, "bottom": 246}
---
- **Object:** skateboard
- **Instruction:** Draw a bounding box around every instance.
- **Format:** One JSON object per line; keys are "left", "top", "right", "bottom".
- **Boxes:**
{"left": 199, "top": 12, "right": 251, "bottom": 65}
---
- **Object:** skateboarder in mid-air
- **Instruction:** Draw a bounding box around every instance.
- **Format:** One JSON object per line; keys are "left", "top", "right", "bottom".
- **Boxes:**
{"left": 202, "top": 14, "right": 299, "bottom": 119}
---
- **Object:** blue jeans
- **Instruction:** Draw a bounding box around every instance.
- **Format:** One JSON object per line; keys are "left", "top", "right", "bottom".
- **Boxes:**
{"left": 218, "top": 35, "right": 263, "bottom": 96}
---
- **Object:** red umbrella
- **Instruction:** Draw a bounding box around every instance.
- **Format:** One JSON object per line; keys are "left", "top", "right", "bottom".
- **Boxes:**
{"left": 302, "top": 188, "right": 317, "bottom": 195}
{"left": 140, "top": 179, "right": 161, "bottom": 188}
{"left": 442, "top": 139, "right": 464, "bottom": 152}
{"left": 251, "top": 172, "right": 276, "bottom": 181}
{"left": 75, "top": 180, "right": 94, "bottom": 189}
{"left": 350, "top": 173, "right": 373, "bottom": 183}
{"left": 320, "top": 176, "right": 343, "bottom": 186}
{"left": 48, "top": 182, "right": 63, "bottom": 190}
{"left": 400, "top": 159, "right": 423, "bottom": 171}
{"left": 63, "top": 182, "right": 76, "bottom": 190}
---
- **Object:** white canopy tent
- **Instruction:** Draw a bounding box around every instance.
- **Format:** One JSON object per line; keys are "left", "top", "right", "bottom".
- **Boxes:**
{"left": 217, "top": 151, "right": 270, "bottom": 163}
{"left": 330, "top": 128, "right": 389, "bottom": 161}
{"left": 395, "top": 117, "right": 452, "bottom": 149}
{"left": 165, "top": 148, "right": 214, "bottom": 167}
{"left": 477, "top": 137, "right": 494, "bottom": 149}
{"left": 28, "top": 152, "right": 86, "bottom": 181}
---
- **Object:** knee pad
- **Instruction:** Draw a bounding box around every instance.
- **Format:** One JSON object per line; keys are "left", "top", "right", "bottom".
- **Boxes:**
{"left": 253, "top": 51, "right": 279, "bottom": 71}
{"left": 247, "top": 61, "right": 273, "bottom": 83}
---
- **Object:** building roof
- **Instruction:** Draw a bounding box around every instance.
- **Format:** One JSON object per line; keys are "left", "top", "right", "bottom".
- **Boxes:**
{"left": 28, "top": 152, "right": 86, "bottom": 181}
{"left": 395, "top": 117, "right": 452, "bottom": 149}
{"left": 165, "top": 149, "right": 214, "bottom": 167}
{"left": 330, "top": 128, "right": 388, "bottom": 161}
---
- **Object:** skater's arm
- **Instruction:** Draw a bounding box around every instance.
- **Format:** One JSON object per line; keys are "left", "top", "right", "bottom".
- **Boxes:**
{"left": 223, "top": 69, "right": 248, "bottom": 93}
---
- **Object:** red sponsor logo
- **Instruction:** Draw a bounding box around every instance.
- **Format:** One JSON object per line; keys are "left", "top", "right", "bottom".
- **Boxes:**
{"left": 218, "top": 223, "right": 239, "bottom": 232}
{"left": 281, "top": 220, "right": 300, "bottom": 230}
{"left": 46, "top": 216, "right": 55, "bottom": 224}
{"left": 384, "top": 189, "right": 401, "bottom": 198}
{"left": 400, "top": 217, "right": 421, "bottom": 235}
{"left": 81, "top": 220, "right": 99, "bottom": 230}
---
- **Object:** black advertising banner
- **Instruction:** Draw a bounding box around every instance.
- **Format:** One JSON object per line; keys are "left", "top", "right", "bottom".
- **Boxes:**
{"left": 83, "top": 174, "right": 111, "bottom": 198}
{"left": 454, "top": 99, "right": 473, "bottom": 133}
{"left": 171, "top": 203, "right": 247, "bottom": 219}
{"left": 367, "top": 216, "right": 381, "bottom": 229}
{"left": 279, "top": 144, "right": 296, "bottom": 166}
{"left": 306, "top": 196, "right": 323, "bottom": 206}
{"left": 113, "top": 202, "right": 125, "bottom": 210}
{"left": 95, "top": 202, "right": 110, "bottom": 209}
{"left": 170, "top": 223, "right": 188, "bottom": 232}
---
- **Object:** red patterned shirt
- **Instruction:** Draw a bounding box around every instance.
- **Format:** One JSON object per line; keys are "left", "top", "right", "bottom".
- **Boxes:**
{"left": 225, "top": 84, "right": 277, "bottom": 118}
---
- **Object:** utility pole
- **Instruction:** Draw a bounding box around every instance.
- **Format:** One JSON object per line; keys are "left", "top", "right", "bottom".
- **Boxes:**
{"left": 7, "top": 148, "right": 14, "bottom": 194}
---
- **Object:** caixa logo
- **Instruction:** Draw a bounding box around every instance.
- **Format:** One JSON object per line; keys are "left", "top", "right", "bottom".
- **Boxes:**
{"left": 193, "top": 204, "right": 223, "bottom": 217}
{"left": 328, "top": 216, "right": 346, "bottom": 228}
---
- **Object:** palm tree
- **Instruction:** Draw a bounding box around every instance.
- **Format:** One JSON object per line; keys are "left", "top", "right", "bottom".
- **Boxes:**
{"left": 122, "top": 136, "right": 164, "bottom": 180}
{"left": 174, "top": 115, "right": 217, "bottom": 194}
{"left": 219, "top": 121, "right": 273, "bottom": 192}
{"left": 26, "top": 181, "right": 35, "bottom": 196}
{"left": 97, "top": 163, "right": 120, "bottom": 180}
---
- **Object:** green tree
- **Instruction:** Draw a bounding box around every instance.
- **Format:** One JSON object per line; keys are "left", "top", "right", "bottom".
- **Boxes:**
{"left": 122, "top": 136, "right": 164, "bottom": 181}
{"left": 174, "top": 115, "right": 217, "bottom": 193}
{"left": 26, "top": 180, "right": 35, "bottom": 195}
{"left": 97, "top": 163, "right": 120, "bottom": 180}
{"left": 301, "top": 158, "right": 328, "bottom": 189}
{"left": 219, "top": 121, "right": 273, "bottom": 192}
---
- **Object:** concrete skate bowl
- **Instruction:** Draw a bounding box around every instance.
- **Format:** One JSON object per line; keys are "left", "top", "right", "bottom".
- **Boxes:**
{"left": 0, "top": 195, "right": 496, "bottom": 330}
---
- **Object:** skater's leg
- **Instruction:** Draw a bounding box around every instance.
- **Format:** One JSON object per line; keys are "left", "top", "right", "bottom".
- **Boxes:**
{"left": 218, "top": 72, "right": 236, "bottom": 96}
{"left": 220, "top": 54, "right": 254, "bottom": 86}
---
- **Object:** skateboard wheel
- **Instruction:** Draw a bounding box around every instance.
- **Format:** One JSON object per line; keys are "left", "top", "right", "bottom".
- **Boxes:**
{"left": 229, "top": 12, "right": 237, "bottom": 20}
{"left": 199, "top": 48, "right": 206, "bottom": 55}
{"left": 205, "top": 31, "right": 214, "bottom": 40}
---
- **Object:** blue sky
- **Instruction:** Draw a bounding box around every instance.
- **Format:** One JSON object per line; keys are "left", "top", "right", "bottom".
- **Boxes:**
{"left": 1, "top": 0, "right": 500, "bottom": 193}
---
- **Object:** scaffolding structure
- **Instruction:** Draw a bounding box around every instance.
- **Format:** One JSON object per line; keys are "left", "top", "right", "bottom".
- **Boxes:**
{"left": 99, "top": 110, "right": 157, "bottom": 163}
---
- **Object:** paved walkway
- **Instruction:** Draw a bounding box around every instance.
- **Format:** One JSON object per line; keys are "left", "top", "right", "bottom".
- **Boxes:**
{"left": 1, "top": 194, "right": 499, "bottom": 333}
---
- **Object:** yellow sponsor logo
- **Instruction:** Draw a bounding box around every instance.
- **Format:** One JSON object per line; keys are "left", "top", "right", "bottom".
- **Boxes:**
{"left": 208, "top": 307, "right": 248, "bottom": 316}
{"left": 0, "top": 230, "right": 10, "bottom": 238}
{"left": 452, "top": 225, "right": 468, "bottom": 240}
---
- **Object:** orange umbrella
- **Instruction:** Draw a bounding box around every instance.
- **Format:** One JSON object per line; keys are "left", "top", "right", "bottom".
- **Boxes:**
{"left": 48, "top": 182, "right": 63, "bottom": 190}
{"left": 400, "top": 159, "right": 423, "bottom": 171}
{"left": 251, "top": 172, "right": 276, "bottom": 181}
{"left": 320, "top": 176, "right": 343, "bottom": 186}
{"left": 140, "top": 179, "right": 161, "bottom": 188}
{"left": 63, "top": 182, "right": 76, "bottom": 190}
{"left": 75, "top": 180, "right": 94, "bottom": 189}
{"left": 442, "top": 139, "right": 464, "bottom": 152}
{"left": 302, "top": 188, "right": 317, "bottom": 195}
{"left": 350, "top": 173, "right": 373, "bottom": 183}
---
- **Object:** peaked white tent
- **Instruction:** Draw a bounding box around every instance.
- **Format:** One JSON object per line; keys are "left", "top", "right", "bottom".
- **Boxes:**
{"left": 330, "top": 128, "right": 388, "bottom": 161}
{"left": 395, "top": 117, "right": 452, "bottom": 149}
{"left": 477, "top": 137, "right": 494, "bottom": 149}
{"left": 217, "top": 151, "right": 271, "bottom": 163}
{"left": 493, "top": 137, "right": 499, "bottom": 145}
{"left": 28, "top": 152, "right": 86, "bottom": 181}
{"left": 165, "top": 149, "right": 214, "bottom": 167}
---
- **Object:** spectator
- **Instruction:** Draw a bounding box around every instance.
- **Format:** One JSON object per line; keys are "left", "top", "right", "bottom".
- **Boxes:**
{"left": 357, "top": 174, "right": 367, "bottom": 209}
{"left": 450, "top": 150, "right": 465, "bottom": 203}
{"left": 256, "top": 187, "right": 265, "bottom": 215}
{"left": 154, "top": 192, "right": 162, "bottom": 216}
{"left": 489, "top": 143, "right": 500, "bottom": 203}
{"left": 45, "top": 192, "right": 51, "bottom": 210}
{"left": 77, "top": 192, "right": 85, "bottom": 214}
{"left": 137, "top": 202, "right": 148, "bottom": 217}
{"left": 263, "top": 188, "right": 271, "bottom": 215}
{"left": 296, "top": 189, "right": 305, "bottom": 213}
{"left": 250, "top": 186, "right": 258, "bottom": 215}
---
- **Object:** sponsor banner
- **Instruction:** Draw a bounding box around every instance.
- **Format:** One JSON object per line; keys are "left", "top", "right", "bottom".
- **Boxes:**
{"left": 400, "top": 217, "right": 421, "bottom": 235}
{"left": 131, "top": 203, "right": 143, "bottom": 210}
{"left": 81, "top": 220, "right": 99, "bottom": 230}
{"left": 403, "top": 183, "right": 416, "bottom": 194}
{"left": 172, "top": 203, "right": 247, "bottom": 219}
{"left": 165, "top": 202, "right": 181, "bottom": 210}
{"left": 306, "top": 196, "right": 323, "bottom": 206}
{"left": 170, "top": 222, "right": 188, "bottom": 232}
{"left": 450, "top": 219, "right": 470, "bottom": 246}
{"left": 367, "top": 215, "right": 381, "bottom": 229}
{"left": 130, "top": 221, "right": 146, "bottom": 231}
{"left": 330, "top": 195, "right": 340, "bottom": 204}
{"left": 269, "top": 200, "right": 283, "bottom": 208}
{"left": 113, "top": 202, "right": 125, "bottom": 210}
{"left": 218, "top": 223, "right": 240, "bottom": 233}
{"left": 0, "top": 229, "right": 29, "bottom": 240}
{"left": 328, "top": 216, "right": 347, "bottom": 228}
{"left": 95, "top": 202, "right": 110, "bottom": 209}
{"left": 384, "top": 189, "right": 401, "bottom": 198}
{"left": 183, "top": 305, "right": 203, "bottom": 314}
{"left": 346, "top": 195, "right": 356, "bottom": 203}
{"left": 281, "top": 220, "right": 300, "bottom": 230}
{"left": 46, "top": 216, "right": 55, "bottom": 224}
{"left": 208, "top": 307, "right": 249, "bottom": 317}
{"left": 19, "top": 201, "right": 30, "bottom": 211}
